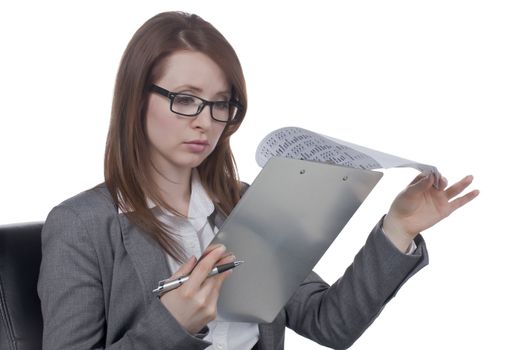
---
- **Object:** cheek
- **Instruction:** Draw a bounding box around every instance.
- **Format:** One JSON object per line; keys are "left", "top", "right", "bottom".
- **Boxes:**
{"left": 209, "top": 124, "right": 227, "bottom": 149}
{"left": 146, "top": 103, "right": 181, "bottom": 147}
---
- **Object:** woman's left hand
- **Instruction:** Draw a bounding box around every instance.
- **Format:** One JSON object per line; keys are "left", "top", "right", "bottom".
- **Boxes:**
{"left": 383, "top": 173, "right": 479, "bottom": 252}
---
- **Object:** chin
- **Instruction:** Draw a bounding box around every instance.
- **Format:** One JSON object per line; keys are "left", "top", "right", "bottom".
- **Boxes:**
{"left": 161, "top": 149, "right": 214, "bottom": 172}
{"left": 174, "top": 156, "right": 208, "bottom": 170}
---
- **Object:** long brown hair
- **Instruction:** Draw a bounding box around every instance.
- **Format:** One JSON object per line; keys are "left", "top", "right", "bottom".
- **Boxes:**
{"left": 104, "top": 11, "right": 247, "bottom": 262}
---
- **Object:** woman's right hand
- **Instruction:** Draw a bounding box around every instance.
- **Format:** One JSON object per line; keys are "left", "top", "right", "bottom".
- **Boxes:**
{"left": 159, "top": 244, "right": 233, "bottom": 334}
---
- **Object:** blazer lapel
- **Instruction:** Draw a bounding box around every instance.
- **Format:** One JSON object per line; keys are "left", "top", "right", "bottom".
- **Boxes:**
{"left": 119, "top": 214, "right": 171, "bottom": 300}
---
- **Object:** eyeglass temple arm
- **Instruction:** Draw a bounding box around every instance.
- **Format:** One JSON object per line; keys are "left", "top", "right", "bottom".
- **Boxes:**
{"left": 150, "top": 84, "right": 170, "bottom": 97}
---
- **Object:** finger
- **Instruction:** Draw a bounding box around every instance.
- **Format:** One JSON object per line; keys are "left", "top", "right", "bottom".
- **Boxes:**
{"left": 199, "top": 245, "right": 234, "bottom": 265}
{"left": 448, "top": 189, "right": 480, "bottom": 212}
{"left": 200, "top": 255, "right": 236, "bottom": 298}
{"left": 445, "top": 175, "right": 474, "bottom": 199}
{"left": 407, "top": 173, "right": 434, "bottom": 194}
{"left": 438, "top": 176, "right": 448, "bottom": 191}
{"left": 202, "top": 254, "right": 236, "bottom": 286}
{"left": 203, "top": 243, "right": 225, "bottom": 253}
{"left": 202, "top": 270, "right": 232, "bottom": 301}
{"left": 409, "top": 173, "right": 427, "bottom": 186}
{"left": 219, "top": 253, "right": 237, "bottom": 264}
{"left": 199, "top": 243, "right": 227, "bottom": 260}
{"left": 186, "top": 245, "right": 227, "bottom": 289}
{"left": 171, "top": 256, "right": 197, "bottom": 279}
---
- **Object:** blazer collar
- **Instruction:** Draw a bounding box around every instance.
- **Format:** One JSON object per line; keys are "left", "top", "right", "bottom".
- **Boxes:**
{"left": 118, "top": 213, "right": 171, "bottom": 300}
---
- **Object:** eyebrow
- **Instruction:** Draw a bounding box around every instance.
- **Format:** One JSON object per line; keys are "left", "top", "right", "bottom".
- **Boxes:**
{"left": 176, "top": 84, "right": 203, "bottom": 93}
{"left": 175, "top": 84, "right": 231, "bottom": 99}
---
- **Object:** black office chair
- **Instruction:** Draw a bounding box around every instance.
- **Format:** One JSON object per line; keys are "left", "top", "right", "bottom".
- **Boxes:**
{"left": 0, "top": 222, "right": 44, "bottom": 350}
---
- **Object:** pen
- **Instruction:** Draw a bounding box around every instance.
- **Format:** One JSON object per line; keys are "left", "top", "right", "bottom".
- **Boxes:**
{"left": 152, "top": 260, "right": 244, "bottom": 296}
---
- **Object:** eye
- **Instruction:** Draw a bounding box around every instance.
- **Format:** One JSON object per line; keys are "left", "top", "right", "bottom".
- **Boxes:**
{"left": 214, "top": 101, "right": 230, "bottom": 111}
{"left": 172, "top": 94, "right": 198, "bottom": 106}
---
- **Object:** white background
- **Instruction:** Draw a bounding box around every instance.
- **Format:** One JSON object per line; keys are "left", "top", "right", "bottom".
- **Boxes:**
{"left": 1, "top": 1, "right": 524, "bottom": 349}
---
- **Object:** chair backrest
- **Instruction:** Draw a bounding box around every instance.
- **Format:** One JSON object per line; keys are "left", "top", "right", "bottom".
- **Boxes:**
{"left": 0, "top": 222, "right": 44, "bottom": 350}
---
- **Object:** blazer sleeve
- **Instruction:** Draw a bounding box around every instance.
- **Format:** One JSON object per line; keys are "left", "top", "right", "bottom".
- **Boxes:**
{"left": 37, "top": 205, "right": 210, "bottom": 350}
{"left": 284, "top": 217, "right": 429, "bottom": 349}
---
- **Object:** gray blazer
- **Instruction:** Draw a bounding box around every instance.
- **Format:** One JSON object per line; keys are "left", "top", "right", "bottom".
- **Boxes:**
{"left": 38, "top": 184, "right": 428, "bottom": 350}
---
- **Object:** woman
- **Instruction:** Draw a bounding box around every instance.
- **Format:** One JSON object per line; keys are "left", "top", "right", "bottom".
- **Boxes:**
{"left": 37, "top": 11, "right": 478, "bottom": 350}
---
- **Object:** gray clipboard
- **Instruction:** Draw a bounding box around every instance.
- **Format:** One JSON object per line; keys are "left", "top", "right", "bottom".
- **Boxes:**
{"left": 210, "top": 156, "right": 383, "bottom": 323}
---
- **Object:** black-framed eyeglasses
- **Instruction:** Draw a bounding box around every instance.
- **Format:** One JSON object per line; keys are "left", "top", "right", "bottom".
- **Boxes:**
{"left": 150, "top": 84, "right": 243, "bottom": 123}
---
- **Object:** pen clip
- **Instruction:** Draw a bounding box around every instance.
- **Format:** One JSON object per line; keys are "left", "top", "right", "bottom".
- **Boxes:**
{"left": 153, "top": 277, "right": 174, "bottom": 295}
{"left": 156, "top": 277, "right": 171, "bottom": 288}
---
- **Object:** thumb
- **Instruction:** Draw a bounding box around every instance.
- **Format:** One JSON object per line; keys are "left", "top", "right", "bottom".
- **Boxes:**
{"left": 172, "top": 256, "right": 197, "bottom": 279}
{"left": 404, "top": 173, "right": 434, "bottom": 198}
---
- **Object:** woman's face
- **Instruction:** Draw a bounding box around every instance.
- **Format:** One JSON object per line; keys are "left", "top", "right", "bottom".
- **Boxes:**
{"left": 146, "top": 50, "right": 229, "bottom": 178}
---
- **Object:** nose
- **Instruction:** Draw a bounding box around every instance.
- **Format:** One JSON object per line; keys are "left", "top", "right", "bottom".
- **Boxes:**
{"left": 192, "top": 103, "right": 213, "bottom": 129}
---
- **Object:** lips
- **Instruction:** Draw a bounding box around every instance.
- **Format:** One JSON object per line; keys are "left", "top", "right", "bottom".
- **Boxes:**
{"left": 184, "top": 140, "right": 209, "bottom": 146}
{"left": 183, "top": 140, "right": 209, "bottom": 152}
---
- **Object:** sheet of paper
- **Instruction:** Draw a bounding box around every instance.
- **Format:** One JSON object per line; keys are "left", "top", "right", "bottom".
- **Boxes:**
{"left": 256, "top": 126, "right": 440, "bottom": 184}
